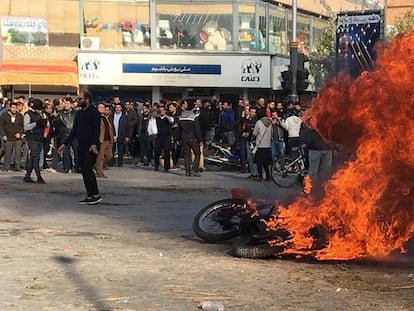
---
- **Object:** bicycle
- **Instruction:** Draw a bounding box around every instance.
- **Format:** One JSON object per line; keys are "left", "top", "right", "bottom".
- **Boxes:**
{"left": 270, "top": 144, "right": 308, "bottom": 187}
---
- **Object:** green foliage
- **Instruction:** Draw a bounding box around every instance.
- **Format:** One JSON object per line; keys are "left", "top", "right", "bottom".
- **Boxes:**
{"left": 386, "top": 9, "right": 414, "bottom": 40}
{"left": 309, "top": 16, "right": 336, "bottom": 90}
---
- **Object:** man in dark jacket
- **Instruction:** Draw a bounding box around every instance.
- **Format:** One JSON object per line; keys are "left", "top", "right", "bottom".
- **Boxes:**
{"left": 154, "top": 105, "right": 173, "bottom": 172}
{"left": 56, "top": 97, "right": 78, "bottom": 173}
{"left": 299, "top": 119, "right": 332, "bottom": 195}
{"left": 178, "top": 102, "right": 203, "bottom": 177}
{"left": 0, "top": 101, "right": 24, "bottom": 171}
{"left": 137, "top": 103, "right": 152, "bottom": 166}
{"left": 112, "top": 102, "right": 129, "bottom": 167}
{"left": 218, "top": 101, "right": 235, "bottom": 145}
{"left": 23, "top": 99, "right": 48, "bottom": 183}
{"left": 58, "top": 90, "right": 102, "bottom": 205}
{"left": 124, "top": 100, "right": 138, "bottom": 157}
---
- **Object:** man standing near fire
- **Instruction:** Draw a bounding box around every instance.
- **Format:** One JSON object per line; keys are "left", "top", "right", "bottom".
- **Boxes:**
{"left": 300, "top": 117, "right": 332, "bottom": 196}
{"left": 58, "top": 90, "right": 102, "bottom": 205}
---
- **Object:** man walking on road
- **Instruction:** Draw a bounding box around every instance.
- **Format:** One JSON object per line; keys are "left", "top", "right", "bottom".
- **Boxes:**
{"left": 58, "top": 90, "right": 102, "bottom": 205}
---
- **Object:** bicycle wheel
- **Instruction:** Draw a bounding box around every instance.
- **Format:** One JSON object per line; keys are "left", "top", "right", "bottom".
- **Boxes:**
{"left": 193, "top": 198, "right": 246, "bottom": 242}
{"left": 203, "top": 146, "right": 223, "bottom": 171}
{"left": 271, "top": 156, "right": 300, "bottom": 187}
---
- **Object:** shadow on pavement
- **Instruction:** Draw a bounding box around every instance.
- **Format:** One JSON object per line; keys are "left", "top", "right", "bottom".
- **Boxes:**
{"left": 53, "top": 255, "right": 113, "bottom": 311}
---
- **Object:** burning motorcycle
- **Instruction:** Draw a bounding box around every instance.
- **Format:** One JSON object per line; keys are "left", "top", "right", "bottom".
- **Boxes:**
{"left": 202, "top": 140, "right": 242, "bottom": 171}
{"left": 192, "top": 189, "right": 291, "bottom": 258}
{"left": 193, "top": 188, "right": 328, "bottom": 258}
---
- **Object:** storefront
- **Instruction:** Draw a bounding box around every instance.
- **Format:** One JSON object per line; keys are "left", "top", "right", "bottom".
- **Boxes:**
{"left": 78, "top": 51, "right": 271, "bottom": 102}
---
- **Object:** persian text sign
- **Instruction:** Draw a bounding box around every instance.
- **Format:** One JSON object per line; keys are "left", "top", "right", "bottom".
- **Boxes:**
{"left": 1, "top": 16, "right": 49, "bottom": 45}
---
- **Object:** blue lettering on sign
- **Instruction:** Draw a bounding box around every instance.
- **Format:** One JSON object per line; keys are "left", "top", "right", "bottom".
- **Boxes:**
{"left": 122, "top": 64, "right": 221, "bottom": 75}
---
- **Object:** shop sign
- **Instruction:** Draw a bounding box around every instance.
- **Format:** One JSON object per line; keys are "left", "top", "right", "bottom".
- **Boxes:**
{"left": 78, "top": 52, "right": 270, "bottom": 88}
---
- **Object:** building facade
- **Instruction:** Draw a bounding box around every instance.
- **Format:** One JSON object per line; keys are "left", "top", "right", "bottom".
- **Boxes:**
{"left": 0, "top": 0, "right": 367, "bottom": 102}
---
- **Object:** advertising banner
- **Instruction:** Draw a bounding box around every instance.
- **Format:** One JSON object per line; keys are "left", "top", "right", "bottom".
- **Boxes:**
{"left": 1, "top": 16, "right": 49, "bottom": 46}
{"left": 78, "top": 52, "right": 271, "bottom": 88}
{"left": 336, "top": 10, "right": 384, "bottom": 77}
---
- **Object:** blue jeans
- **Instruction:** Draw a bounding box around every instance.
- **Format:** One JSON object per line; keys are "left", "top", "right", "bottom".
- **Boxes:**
{"left": 308, "top": 149, "right": 333, "bottom": 190}
{"left": 63, "top": 138, "right": 79, "bottom": 170}
{"left": 245, "top": 142, "right": 257, "bottom": 176}
{"left": 271, "top": 140, "right": 285, "bottom": 159}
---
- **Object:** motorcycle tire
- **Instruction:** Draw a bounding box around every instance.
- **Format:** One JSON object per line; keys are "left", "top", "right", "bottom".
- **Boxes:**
{"left": 193, "top": 198, "right": 247, "bottom": 243}
{"left": 271, "top": 156, "right": 300, "bottom": 187}
{"left": 230, "top": 244, "right": 284, "bottom": 259}
{"left": 203, "top": 146, "right": 224, "bottom": 172}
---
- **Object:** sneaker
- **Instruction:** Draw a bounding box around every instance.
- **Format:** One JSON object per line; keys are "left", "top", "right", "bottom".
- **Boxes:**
{"left": 37, "top": 176, "right": 46, "bottom": 184}
{"left": 78, "top": 195, "right": 102, "bottom": 205}
{"left": 191, "top": 171, "right": 201, "bottom": 177}
{"left": 23, "top": 176, "right": 36, "bottom": 183}
{"left": 46, "top": 168, "right": 57, "bottom": 173}
{"left": 96, "top": 174, "right": 108, "bottom": 178}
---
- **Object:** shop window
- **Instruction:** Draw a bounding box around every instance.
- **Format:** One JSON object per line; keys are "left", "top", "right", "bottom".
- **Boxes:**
{"left": 269, "top": 5, "right": 287, "bottom": 55}
{"left": 297, "top": 13, "right": 310, "bottom": 56}
{"left": 83, "top": 0, "right": 150, "bottom": 50}
{"left": 155, "top": 3, "right": 233, "bottom": 51}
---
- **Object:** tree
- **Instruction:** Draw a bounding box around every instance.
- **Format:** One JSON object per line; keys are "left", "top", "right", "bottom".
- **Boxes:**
{"left": 308, "top": 16, "right": 336, "bottom": 91}
{"left": 386, "top": 9, "right": 414, "bottom": 40}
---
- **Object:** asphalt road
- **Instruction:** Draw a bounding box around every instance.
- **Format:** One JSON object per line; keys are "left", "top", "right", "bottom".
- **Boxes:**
{"left": 0, "top": 166, "right": 413, "bottom": 311}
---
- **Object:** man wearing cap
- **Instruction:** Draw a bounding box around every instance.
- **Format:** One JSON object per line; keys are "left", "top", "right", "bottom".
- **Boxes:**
{"left": 23, "top": 98, "right": 48, "bottom": 183}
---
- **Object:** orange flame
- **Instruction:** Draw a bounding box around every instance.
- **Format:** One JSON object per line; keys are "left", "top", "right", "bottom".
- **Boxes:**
{"left": 303, "top": 175, "right": 312, "bottom": 195}
{"left": 268, "top": 30, "right": 414, "bottom": 260}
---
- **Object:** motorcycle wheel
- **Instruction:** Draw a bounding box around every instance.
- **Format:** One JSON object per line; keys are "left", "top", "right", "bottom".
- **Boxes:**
{"left": 271, "top": 156, "right": 300, "bottom": 187}
{"left": 203, "top": 146, "right": 224, "bottom": 171}
{"left": 193, "top": 198, "right": 247, "bottom": 242}
{"left": 230, "top": 244, "right": 284, "bottom": 259}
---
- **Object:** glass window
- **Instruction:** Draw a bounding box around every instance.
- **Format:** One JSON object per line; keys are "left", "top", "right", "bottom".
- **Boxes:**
{"left": 239, "top": 4, "right": 255, "bottom": 51}
{"left": 238, "top": 3, "right": 266, "bottom": 52}
{"left": 312, "top": 16, "right": 329, "bottom": 49}
{"left": 155, "top": 2, "right": 233, "bottom": 51}
{"left": 258, "top": 4, "right": 266, "bottom": 52}
{"left": 269, "top": 5, "right": 287, "bottom": 55}
{"left": 297, "top": 13, "right": 310, "bottom": 56}
{"left": 83, "top": 0, "right": 150, "bottom": 50}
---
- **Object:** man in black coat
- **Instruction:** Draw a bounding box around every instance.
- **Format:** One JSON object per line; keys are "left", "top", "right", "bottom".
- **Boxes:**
{"left": 58, "top": 90, "right": 102, "bottom": 205}
{"left": 23, "top": 99, "right": 48, "bottom": 183}
{"left": 154, "top": 105, "right": 173, "bottom": 172}
{"left": 178, "top": 102, "right": 203, "bottom": 177}
{"left": 0, "top": 102, "right": 24, "bottom": 171}
{"left": 112, "top": 102, "right": 129, "bottom": 167}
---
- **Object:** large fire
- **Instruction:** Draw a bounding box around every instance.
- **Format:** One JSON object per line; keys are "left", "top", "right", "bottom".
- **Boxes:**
{"left": 265, "top": 30, "right": 414, "bottom": 260}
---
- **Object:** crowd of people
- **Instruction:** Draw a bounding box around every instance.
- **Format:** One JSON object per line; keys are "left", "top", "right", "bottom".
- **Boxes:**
{"left": 0, "top": 93, "right": 335, "bottom": 197}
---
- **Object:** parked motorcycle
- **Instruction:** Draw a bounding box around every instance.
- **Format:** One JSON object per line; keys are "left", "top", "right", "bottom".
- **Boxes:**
{"left": 203, "top": 140, "right": 242, "bottom": 171}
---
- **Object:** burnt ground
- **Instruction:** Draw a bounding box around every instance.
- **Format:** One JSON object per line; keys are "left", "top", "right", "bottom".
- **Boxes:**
{"left": 0, "top": 166, "right": 413, "bottom": 311}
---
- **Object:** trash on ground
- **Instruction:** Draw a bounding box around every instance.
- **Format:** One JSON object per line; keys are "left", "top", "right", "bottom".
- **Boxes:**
{"left": 197, "top": 301, "right": 225, "bottom": 311}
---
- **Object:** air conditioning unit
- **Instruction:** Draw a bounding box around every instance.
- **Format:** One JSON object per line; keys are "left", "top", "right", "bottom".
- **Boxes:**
{"left": 80, "top": 36, "right": 100, "bottom": 50}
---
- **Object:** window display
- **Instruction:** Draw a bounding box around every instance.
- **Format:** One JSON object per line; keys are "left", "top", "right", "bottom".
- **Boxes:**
{"left": 83, "top": 0, "right": 150, "bottom": 50}
{"left": 269, "top": 5, "right": 287, "bottom": 55}
{"left": 156, "top": 3, "right": 233, "bottom": 50}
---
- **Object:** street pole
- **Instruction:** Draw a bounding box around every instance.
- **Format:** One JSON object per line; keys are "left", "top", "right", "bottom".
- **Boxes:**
{"left": 288, "top": 0, "right": 299, "bottom": 103}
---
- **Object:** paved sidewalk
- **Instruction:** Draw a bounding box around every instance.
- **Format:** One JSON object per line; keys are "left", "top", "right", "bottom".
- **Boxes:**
{"left": 0, "top": 167, "right": 412, "bottom": 310}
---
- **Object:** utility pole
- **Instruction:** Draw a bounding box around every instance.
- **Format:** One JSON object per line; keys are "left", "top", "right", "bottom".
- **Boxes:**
{"left": 288, "top": 0, "right": 299, "bottom": 103}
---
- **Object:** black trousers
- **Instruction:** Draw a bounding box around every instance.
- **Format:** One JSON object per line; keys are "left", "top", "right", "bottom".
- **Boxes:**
{"left": 183, "top": 139, "right": 200, "bottom": 173}
{"left": 26, "top": 140, "right": 43, "bottom": 178}
{"left": 78, "top": 147, "right": 99, "bottom": 197}
{"left": 113, "top": 141, "right": 125, "bottom": 167}
{"left": 154, "top": 136, "right": 172, "bottom": 170}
